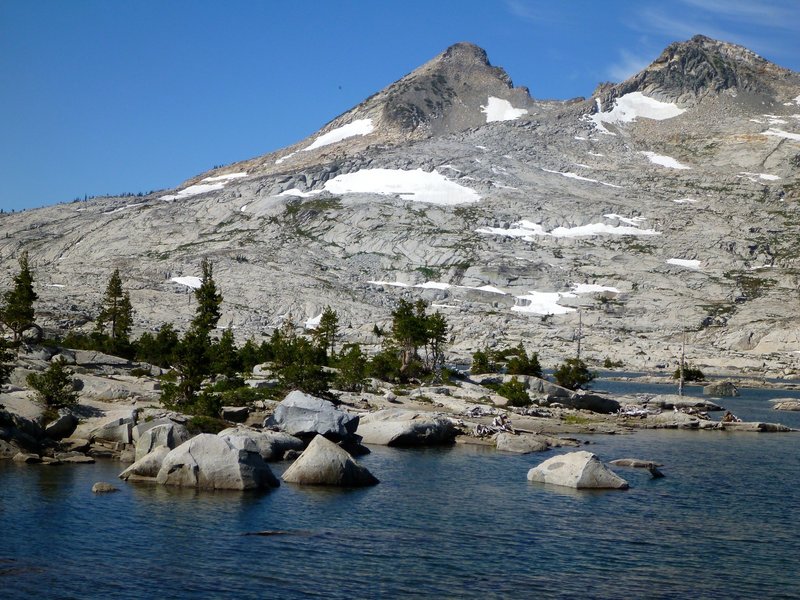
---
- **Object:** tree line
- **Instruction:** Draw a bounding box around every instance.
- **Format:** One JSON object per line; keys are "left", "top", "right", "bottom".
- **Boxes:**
{"left": 1, "top": 253, "right": 596, "bottom": 418}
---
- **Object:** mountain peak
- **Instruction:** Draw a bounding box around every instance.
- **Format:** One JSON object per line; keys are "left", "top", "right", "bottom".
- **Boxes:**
{"left": 362, "top": 41, "right": 532, "bottom": 136}
{"left": 599, "top": 35, "right": 797, "bottom": 108}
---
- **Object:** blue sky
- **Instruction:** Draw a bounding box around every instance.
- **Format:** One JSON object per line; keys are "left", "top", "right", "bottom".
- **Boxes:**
{"left": 1, "top": 0, "right": 798, "bottom": 211}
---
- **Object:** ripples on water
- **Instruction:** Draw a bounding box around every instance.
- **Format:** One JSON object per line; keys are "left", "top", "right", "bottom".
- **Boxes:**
{"left": 2, "top": 386, "right": 799, "bottom": 599}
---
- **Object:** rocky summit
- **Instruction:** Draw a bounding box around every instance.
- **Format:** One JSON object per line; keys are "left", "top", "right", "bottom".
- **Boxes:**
{"left": 2, "top": 36, "right": 800, "bottom": 375}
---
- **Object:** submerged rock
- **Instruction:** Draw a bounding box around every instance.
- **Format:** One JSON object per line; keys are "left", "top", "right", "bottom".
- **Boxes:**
{"left": 610, "top": 458, "right": 665, "bottom": 478}
{"left": 281, "top": 434, "right": 378, "bottom": 487}
{"left": 92, "top": 482, "right": 119, "bottom": 493}
{"left": 771, "top": 399, "right": 800, "bottom": 411}
{"left": 156, "top": 434, "right": 279, "bottom": 490}
{"left": 356, "top": 409, "right": 456, "bottom": 446}
{"left": 527, "top": 451, "right": 629, "bottom": 489}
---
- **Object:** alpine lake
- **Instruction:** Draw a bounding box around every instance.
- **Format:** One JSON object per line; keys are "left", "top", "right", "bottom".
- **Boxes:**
{"left": 2, "top": 379, "right": 800, "bottom": 599}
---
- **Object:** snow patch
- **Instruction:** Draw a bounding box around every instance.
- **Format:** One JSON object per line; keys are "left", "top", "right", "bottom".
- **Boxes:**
{"left": 162, "top": 183, "right": 226, "bottom": 201}
{"left": 476, "top": 219, "right": 659, "bottom": 239}
{"left": 276, "top": 151, "right": 298, "bottom": 165}
{"left": 762, "top": 128, "right": 800, "bottom": 142}
{"left": 305, "top": 314, "right": 322, "bottom": 329}
{"left": 304, "top": 119, "right": 374, "bottom": 152}
{"left": 367, "top": 280, "right": 410, "bottom": 288}
{"left": 666, "top": 259, "right": 701, "bottom": 270}
{"left": 480, "top": 97, "right": 528, "bottom": 122}
{"left": 739, "top": 172, "right": 781, "bottom": 182}
{"left": 202, "top": 173, "right": 247, "bottom": 183}
{"left": 541, "top": 168, "right": 622, "bottom": 188}
{"left": 414, "top": 282, "right": 451, "bottom": 290}
{"left": 45, "top": 284, "right": 66, "bottom": 288}
{"left": 588, "top": 92, "right": 685, "bottom": 133}
{"left": 322, "top": 169, "right": 480, "bottom": 205}
{"left": 673, "top": 198, "right": 698, "bottom": 204}
{"left": 279, "top": 188, "right": 323, "bottom": 198}
{"left": 161, "top": 172, "right": 247, "bottom": 201}
{"left": 512, "top": 291, "right": 575, "bottom": 315}
{"left": 641, "top": 151, "right": 691, "bottom": 170}
{"left": 103, "top": 203, "right": 144, "bottom": 215}
{"left": 572, "top": 283, "right": 619, "bottom": 294}
{"left": 171, "top": 276, "right": 202, "bottom": 289}
{"left": 604, "top": 214, "right": 646, "bottom": 226}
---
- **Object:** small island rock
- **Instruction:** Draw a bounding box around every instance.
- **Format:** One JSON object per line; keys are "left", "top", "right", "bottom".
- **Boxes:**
{"left": 92, "top": 482, "right": 119, "bottom": 493}
{"left": 281, "top": 434, "right": 378, "bottom": 487}
{"left": 527, "top": 451, "right": 629, "bottom": 489}
{"left": 356, "top": 409, "right": 456, "bottom": 447}
{"left": 156, "top": 434, "right": 279, "bottom": 490}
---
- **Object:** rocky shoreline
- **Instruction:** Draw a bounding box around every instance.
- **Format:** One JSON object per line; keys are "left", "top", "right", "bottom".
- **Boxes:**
{"left": 2, "top": 345, "right": 797, "bottom": 491}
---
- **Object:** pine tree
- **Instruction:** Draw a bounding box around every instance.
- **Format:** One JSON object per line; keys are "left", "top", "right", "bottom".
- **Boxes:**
{"left": 1, "top": 251, "right": 37, "bottom": 344}
{"left": 211, "top": 328, "right": 241, "bottom": 378}
{"left": 165, "top": 259, "right": 223, "bottom": 409}
{"left": 312, "top": 306, "right": 339, "bottom": 358}
{"left": 96, "top": 269, "right": 133, "bottom": 344}
{"left": 191, "top": 258, "right": 222, "bottom": 334}
{"left": 424, "top": 311, "right": 448, "bottom": 374}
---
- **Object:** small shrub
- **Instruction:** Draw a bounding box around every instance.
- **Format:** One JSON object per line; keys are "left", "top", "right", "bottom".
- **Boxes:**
{"left": 471, "top": 348, "right": 494, "bottom": 374}
{"left": 553, "top": 358, "right": 595, "bottom": 391}
{"left": 496, "top": 376, "right": 531, "bottom": 407}
{"left": 603, "top": 357, "right": 624, "bottom": 369}
{"left": 672, "top": 364, "right": 705, "bottom": 382}
{"left": 506, "top": 343, "right": 542, "bottom": 378}
{"left": 26, "top": 358, "right": 78, "bottom": 409}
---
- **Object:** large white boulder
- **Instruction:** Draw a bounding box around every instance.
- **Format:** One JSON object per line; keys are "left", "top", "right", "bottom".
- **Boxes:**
{"left": 156, "top": 434, "right": 279, "bottom": 490}
{"left": 265, "top": 391, "right": 359, "bottom": 441}
{"left": 119, "top": 445, "right": 171, "bottom": 480}
{"left": 135, "top": 422, "right": 191, "bottom": 461}
{"left": 356, "top": 409, "right": 456, "bottom": 446}
{"left": 527, "top": 451, "right": 629, "bottom": 489}
{"left": 281, "top": 435, "right": 378, "bottom": 487}
{"left": 218, "top": 426, "right": 304, "bottom": 461}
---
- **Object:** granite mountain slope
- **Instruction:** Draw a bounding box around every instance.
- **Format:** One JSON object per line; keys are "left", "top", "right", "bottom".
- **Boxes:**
{"left": 2, "top": 36, "right": 799, "bottom": 375}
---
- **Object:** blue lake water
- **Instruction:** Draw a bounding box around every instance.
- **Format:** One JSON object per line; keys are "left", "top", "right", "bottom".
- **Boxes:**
{"left": 2, "top": 383, "right": 800, "bottom": 599}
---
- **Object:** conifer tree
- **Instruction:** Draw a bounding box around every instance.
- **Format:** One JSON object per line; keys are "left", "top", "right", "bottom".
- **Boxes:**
{"left": 1, "top": 251, "right": 37, "bottom": 344}
{"left": 191, "top": 258, "right": 222, "bottom": 334}
{"left": 167, "top": 259, "right": 224, "bottom": 409}
{"left": 211, "top": 328, "right": 240, "bottom": 378}
{"left": 312, "top": 306, "right": 339, "bottom": 358}
{"left": 96, "top": 269, "right": 133, "bottom": 344}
